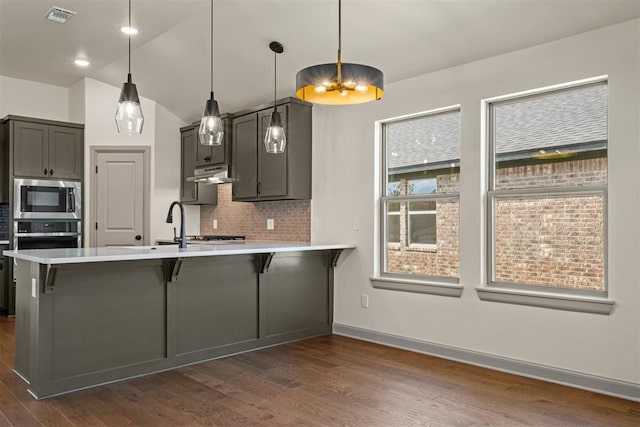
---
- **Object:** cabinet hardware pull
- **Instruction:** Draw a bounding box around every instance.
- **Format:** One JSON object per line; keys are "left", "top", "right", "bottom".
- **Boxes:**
{"left": 258, "top": 182, "right": 261, "bottom": 195}
{"left": 44, "top": 168, "right": 48, "bottom": 175}
{"left": 49, "top": 169, "right": 54, "bottom": 176}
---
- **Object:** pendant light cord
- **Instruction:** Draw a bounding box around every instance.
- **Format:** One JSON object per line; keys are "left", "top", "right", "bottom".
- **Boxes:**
{"left": 336, "top": 0, "right": 342, "bottom": 84}
{"left": 273, "top": 50, "right": 277, "bottom": 111}
{"left": 338, "top": 0, "right": 341, "bottom": 57}
{"left": 210, "top": 0, "right": 214, "bottom": 95}
{"left": 128, "top": 0, "right": 131, "bottom": 75}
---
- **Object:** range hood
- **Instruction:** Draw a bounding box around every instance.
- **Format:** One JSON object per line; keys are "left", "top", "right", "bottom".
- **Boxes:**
{"left": 187, "top": 165, "right": 232, "bottom": 184}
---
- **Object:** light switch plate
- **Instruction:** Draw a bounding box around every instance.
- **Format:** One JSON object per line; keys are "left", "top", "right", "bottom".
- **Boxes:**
{"left": 352, "top": 217, "right": 360, "bottom": 231}
{"left": 32, "top": 278, "right": 37, "bottom": 298}
{"left": 361, "top": 294, "right": 369, "bottom": 308}
{"left": 267, "top": 219, "right": 275, "bottom": 230}
{"left": 213, "top": 219, "right": 218, "bottom": 229}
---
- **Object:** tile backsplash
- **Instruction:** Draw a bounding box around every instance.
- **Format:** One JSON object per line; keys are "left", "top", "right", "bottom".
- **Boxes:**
{"left": 200, "top": 184, "right": 310, "bottom": 242}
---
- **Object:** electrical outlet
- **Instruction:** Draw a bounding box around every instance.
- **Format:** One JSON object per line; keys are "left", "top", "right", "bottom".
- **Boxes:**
{"left": 352, "top": 217, "right": 360, "bottom": 231}
{"left": 361, "top": 294, "right": 369, "bottom": 308}
{"left": 31, "top": 278, "right": 37, "bottom": 298}
{"left": 213, "top": 219, "right": 218, "bottom": 229}
{"left": 267, "top": 219, "right": 275, "bottom": 230}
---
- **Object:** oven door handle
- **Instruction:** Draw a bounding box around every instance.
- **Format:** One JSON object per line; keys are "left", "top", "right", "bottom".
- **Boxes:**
{"left": 68, "top": 189, "right": 75, "bottom": 213}
{"left": 15, "top": 232, "right": 82, "bottom": 237}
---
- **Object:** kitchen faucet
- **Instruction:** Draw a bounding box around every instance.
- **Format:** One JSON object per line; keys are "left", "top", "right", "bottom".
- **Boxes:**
{"left": 166, "top": 201, "right": 187, "bottom": 248}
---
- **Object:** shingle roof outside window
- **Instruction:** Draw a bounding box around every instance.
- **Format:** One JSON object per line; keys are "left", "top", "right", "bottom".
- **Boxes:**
{"left": 386, "top": 83, "right": 607, "bottom": 172}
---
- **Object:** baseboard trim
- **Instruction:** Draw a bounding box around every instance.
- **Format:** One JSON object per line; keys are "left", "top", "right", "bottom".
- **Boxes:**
{"left": 332, "top": 323, "right": 640, "bottom": 402}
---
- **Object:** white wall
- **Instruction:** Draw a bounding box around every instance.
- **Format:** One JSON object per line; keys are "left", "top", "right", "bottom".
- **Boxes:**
{"left": 68, "top": 79, "right": 85, "bottom": 124}
{"left": 0, "top": 76, "right": 69, "bottom": 121}
{"left": 80, "top": 77, "right": 199, "bottom": 243}
{"left": 312, "top": 19, "right": 640, "bottom": 384}
{"left": 153, "top": 103, "right": 200, "bottom": 240}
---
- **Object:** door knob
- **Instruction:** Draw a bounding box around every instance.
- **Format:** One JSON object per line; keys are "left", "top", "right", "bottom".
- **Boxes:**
{"left": 135, "top": 235, "right": 142, "bottom": 241}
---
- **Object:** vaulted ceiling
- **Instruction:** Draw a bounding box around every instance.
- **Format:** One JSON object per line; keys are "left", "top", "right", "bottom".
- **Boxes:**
{"left": 1, "top": 0, "right": 638, "bottom": 123}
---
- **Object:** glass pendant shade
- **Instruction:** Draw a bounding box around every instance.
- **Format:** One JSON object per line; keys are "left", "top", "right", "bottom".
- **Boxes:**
{"left": 198, "top": 92, "right": 224, "bottom": 146}
{"left": 264, "top": 111, "right": 286, "bottom": 153}
{"left": 115, "top": 73, "right": 144, "bottom": 134}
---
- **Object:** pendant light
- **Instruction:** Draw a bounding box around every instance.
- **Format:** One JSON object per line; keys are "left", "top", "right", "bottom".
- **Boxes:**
{"left": 115, "top": 0, "right": 144, "bottom": 134}
{"left": 296, "top": 0, "right": 383, "bottom": 105}
{"left": 264, "top": 41, "right": 286, "bottom": 154}
{"left": 198, "top": 0, "right": 223, "bottom": 146}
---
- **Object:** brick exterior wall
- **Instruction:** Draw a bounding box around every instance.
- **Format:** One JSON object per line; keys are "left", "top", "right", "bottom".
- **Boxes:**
{"left": 387, "top": 174, "right": 459, "bottom": 279}
{"left": 200, "top": 184, "right": 310, "bottom": 242}
{"left": 387, "top": 157, "right": 606, "bottom": 290}
{"left": 494, "top": 194, "right": 604, "bottom": 290}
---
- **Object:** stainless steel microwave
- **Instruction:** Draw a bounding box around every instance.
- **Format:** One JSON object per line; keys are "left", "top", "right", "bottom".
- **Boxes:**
{"left": 14, "top": 178, "right": 81, "bottom": 219}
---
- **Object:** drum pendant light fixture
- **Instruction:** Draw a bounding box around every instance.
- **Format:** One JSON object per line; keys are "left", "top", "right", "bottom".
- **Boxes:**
{"left": 264, "top": 41, "right": 286, "bottom": 154}
{"left": 198, "top": 0, "right": 223, "bottom": 146}
{"left": 296, "top": 0, "right": 383, "bottom": 105}
{"left": 115, "top": 0, "right": 144, "bottom": 134}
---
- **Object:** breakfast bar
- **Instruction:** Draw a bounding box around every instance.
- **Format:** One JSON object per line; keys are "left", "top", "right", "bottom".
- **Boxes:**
{"left": 4, "top": 243, "right": 353, "bottom": 399}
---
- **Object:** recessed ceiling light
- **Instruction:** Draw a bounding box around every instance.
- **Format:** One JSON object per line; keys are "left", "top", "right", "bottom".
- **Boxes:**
{"left": 74, "top": 59, "right": 90, "bottom": 67}
{"left": 120, "top": 26, "right": 138, "bottom": 35}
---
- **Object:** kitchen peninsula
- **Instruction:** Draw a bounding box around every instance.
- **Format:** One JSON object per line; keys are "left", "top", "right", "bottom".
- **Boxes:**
{"left": 4, "top": 243, "right": 353, "bottom": 399}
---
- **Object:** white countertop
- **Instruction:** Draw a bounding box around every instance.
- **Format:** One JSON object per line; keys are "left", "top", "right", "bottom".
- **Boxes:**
{"left": 3, "top": 242, "right": 355, "bottom": 264}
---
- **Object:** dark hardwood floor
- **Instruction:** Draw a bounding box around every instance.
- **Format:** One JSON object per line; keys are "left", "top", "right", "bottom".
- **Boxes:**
{"left": 0, "top": 316, "right": 638, "bottom": 426}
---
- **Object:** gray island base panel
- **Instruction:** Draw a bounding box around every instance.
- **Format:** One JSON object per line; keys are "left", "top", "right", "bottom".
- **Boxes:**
{"left": 5, "top": 243, "right": 353, "bottom": 399}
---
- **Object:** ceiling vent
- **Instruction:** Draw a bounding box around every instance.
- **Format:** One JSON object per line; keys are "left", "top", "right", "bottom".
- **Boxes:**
{"left": 43, "top": 6, "right": 77, "bottom": 23}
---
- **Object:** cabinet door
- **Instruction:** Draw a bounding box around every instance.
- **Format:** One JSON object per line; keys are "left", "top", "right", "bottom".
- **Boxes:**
{"left": 231, "top": 114, "right": 258, "bottom": 200}
{"left": 208, "top": 117, "right": 229, "bottom": 165}
{"left": 13, "top": 121, "right": 48, "bottom": 178}
{"left": 48, "top": 126, "right": 83, "bottom": 179}
{"left": 194, "top": 130, "right": 212, "bottom": 167}
{"left": 257, "top": 106, "right": 288, "bottom": 198}
{"left": 180, "top": 128, "right": 197, "bottom": 202}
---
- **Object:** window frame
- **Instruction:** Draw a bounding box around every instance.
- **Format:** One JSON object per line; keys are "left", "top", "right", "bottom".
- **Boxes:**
{"left": 378, "top": 106, "right": 461, "bottom": 288}
{"left": 486, "top": 79, "right": 609, "bottom": 298}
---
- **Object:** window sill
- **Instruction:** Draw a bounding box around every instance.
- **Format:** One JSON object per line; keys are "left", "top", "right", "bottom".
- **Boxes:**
{"left": 371, "top": 277, "right": 462, "bottom": 297}
{"left": 476, "top": 287, "right": 614, "bottom": 315}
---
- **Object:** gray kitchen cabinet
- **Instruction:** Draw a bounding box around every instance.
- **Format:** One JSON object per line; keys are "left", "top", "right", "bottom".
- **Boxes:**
{"left": 9, "top": 118, "right": 83, "bottom": 180}
{"left": 231, "top": 98, "right": 312, "bottom": 202}
{"left": 0, "top": 244, "right": 8, "bottom": 313}
{"left": 258, "top": 106, "right": 288, "bottom": 198}
{"left": 180, "top": 126, "right": 217, "bottom": 205}
{"left": 195, "top": 113, "right": 231, "bottom": 168}
{"left": 231, "top": 113, "right": 258, "bottom": 199}
{"left": 48, "top": 125, "right": 84, "bottom": 179}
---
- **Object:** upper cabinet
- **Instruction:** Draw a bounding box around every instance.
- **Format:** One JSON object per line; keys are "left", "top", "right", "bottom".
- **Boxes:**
{"left": 179, "top": 123, "right": 220, "bottom": 205}
{"left": 7, "top": 118, "right": 84, "bottom": 180}
{"left": 231, "top": 98, "right": 312, "bottom": 202}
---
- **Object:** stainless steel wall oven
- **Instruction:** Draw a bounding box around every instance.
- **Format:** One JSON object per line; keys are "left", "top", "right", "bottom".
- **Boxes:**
{"left": 13, "top": 220, "right": 82, "bottom": 250}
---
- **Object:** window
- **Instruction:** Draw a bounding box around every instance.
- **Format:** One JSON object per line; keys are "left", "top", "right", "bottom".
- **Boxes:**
{"left": 487, "top": 81, "right": 608, "bottom": 295}
{"left": 379, "top": 108, "right": 460, "bottom": 285}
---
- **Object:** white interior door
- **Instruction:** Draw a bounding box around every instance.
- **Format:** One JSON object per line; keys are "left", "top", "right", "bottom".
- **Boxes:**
{"left": 94, "top": 151, "right": 146, "bottom": 247}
